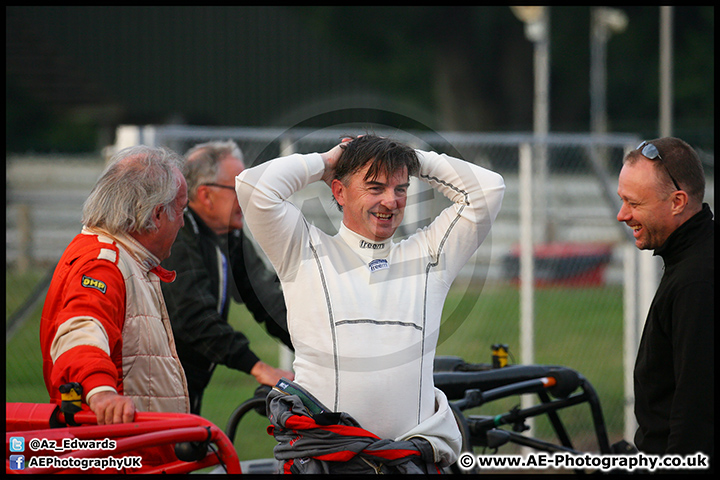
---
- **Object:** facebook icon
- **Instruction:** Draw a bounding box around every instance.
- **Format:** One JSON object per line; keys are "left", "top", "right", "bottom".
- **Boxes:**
{"left": 9, "top": 455, "right": 25, "bottom": 470}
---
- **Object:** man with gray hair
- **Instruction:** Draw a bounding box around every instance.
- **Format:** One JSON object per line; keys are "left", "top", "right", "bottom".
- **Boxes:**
{"left": 40, "top": 145, "right": 191, "bottom": 426}
{"left": 161, "top": 140, "right": 294, "bottom": 415}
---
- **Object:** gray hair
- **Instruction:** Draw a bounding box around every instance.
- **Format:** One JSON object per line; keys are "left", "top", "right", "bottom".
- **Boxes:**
{"left": 82, "top": 145, "right": 184, "bottom": 235}
{"left": 183, "top": 140, "right": 244, "bottom": 200}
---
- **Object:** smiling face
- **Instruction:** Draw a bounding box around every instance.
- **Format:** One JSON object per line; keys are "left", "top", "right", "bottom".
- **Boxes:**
{"left": 332, "top": 163, "right": 409, "bottom": 241}
{"left": 617, "top": 158, "right": 680, "bottom": 250}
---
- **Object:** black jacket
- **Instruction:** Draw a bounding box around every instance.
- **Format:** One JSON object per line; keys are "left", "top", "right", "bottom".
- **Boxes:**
{"left": 161, "top": 208, "right": 292, "bottom": 397}
{"left": 634, "top": 203, "right": 714, "bottom": 461}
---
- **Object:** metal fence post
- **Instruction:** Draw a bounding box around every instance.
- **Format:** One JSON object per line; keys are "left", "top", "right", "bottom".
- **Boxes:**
{"left": 16, "top": 204, "right": 32, "bottom": 273}
{"left": 519, "top": 142, "right": 536, "bottom": 442}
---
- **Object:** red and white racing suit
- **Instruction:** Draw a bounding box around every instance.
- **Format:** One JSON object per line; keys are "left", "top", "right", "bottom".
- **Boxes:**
{"left": 40, "top": 227, "right": 189, "bottom": 414}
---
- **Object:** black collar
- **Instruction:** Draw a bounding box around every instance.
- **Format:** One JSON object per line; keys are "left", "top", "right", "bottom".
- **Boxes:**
{"left": 654, "top": 203, "right": 714, "bottom": 265}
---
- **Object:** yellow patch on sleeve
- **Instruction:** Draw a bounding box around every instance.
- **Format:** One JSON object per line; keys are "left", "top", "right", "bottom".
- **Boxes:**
{"left": 81, "top": 275, "right": 107, "bottom": 294}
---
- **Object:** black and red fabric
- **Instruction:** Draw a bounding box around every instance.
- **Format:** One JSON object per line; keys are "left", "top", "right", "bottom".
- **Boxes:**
{"left": 266, "top": 379, "right": 444, "bottom": 474}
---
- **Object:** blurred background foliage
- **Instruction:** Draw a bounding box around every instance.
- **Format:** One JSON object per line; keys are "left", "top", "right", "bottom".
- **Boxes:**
{"left": 6, "top": 6, "right": 714, "bottom": 154}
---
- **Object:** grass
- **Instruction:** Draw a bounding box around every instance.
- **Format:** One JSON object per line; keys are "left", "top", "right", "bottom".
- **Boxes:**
{"left": 437, "top": 283, "right": 625, "bottom": 448}
{"left": 6, "top": 276, "right": 626, "bottom": 463}
{"left": 6, "top": 268, "right": 47, "bottom": 325}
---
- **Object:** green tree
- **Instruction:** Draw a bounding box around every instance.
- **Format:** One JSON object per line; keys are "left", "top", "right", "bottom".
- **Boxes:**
{"left": 294, "top": 6, "right": 714, "bottom": 150}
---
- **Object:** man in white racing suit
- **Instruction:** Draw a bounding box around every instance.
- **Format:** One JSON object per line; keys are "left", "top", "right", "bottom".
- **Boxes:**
{"left": 236, "top": 135, "right": 505, "bottom": 471}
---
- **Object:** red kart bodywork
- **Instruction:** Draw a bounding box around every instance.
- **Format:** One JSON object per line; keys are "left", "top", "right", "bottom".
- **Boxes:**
{"left": 6, "top": 403, "right": 241, "bottom": 474}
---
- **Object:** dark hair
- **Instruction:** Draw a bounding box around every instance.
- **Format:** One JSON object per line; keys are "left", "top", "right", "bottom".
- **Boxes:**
{"left": 332, "top": 135, "right": 419, "bottom": 211}
{"left": 335, "top": 135, "right": 419, "bottom": 183}
{"left": 624, "top": 137, "right": 705, "bottom": 204}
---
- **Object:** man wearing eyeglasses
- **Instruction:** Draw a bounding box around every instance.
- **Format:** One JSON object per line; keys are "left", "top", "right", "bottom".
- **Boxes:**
{"left": 617, "top": 137, "right": 714, "bottom": 469}
{"left": 161, "top": 140, "right": 294, "bottom": 415}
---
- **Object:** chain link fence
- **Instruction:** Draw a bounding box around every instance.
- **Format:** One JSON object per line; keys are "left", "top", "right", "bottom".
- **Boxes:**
{"left": 6, "top": 126, "right": 714, "bottom": 459}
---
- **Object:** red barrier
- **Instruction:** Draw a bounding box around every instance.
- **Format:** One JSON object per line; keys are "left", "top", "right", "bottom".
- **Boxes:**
{"left": 504, "top": 242, "right": 613, "bottom": 287}
{"left": 6, "top": 403, "right": 241, "bottom": 474}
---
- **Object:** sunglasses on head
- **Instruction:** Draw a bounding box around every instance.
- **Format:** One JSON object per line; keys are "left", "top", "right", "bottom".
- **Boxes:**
{"left": 637, "top": 141, "right": 681, "bottom": 191}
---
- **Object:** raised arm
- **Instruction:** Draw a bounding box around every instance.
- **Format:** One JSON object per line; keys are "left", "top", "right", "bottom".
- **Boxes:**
{"left": 235, "top": 153, "right": 323, "bottom": 280}
{"left": 235, "top": 141, "right": 351, "bottom": 279}
{"left": 415, "top": 150, "right": 505, "bottom": 280}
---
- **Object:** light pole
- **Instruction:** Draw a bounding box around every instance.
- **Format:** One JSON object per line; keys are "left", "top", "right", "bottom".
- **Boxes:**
{"left": 659, "top": 6, "right": 673, "bottom": 137}
{"left": 510, "top": 6, "right": 550, "bottom": 446}
{"left": 511, "top": 6, "right": 550, "bottom": 243}
{"left": 590, "top": 7, "right": 628, "bottom": 139}
{"left": 511, "top": 7, "right": 550, "bottom": 140}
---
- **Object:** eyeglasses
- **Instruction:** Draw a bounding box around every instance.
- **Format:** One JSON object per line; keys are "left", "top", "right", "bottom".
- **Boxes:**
{"left": 201, "top": 183, "right": 235, "bottom": 191}
{"left": 637, "top": 141, "right": 681, "bottom": 191}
